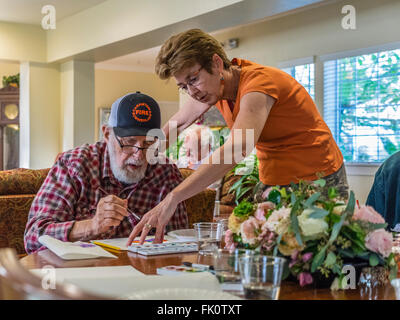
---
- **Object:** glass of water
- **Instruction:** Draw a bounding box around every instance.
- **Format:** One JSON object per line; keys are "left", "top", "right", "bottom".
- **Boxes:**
{"left": 193, "top": 222, "right": 223, "bottom": 255}
{"left": 239, "top": 255, "right": 286, "bottom": 300}
{"left": 213, "top": 249, "right": 257, "bottom": 282}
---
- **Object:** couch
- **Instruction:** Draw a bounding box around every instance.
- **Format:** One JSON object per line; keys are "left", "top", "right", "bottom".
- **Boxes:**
{"left": 0, "top": 167, "right": 216, "bottom": 255}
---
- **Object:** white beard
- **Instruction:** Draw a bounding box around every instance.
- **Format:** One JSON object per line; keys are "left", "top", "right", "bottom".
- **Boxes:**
{"left": 107, "top": 140, "right": 147, "bottom": 184}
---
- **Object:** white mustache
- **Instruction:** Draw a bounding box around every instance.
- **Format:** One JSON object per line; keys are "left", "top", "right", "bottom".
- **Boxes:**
{"left": 125, "top": 159, "right": 144, "bottom": 166}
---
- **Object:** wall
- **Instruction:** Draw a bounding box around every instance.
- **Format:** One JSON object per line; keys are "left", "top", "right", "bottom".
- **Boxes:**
{"left": 0, "top": 21, "right": 46, "bottom": 63}
{"left": 208, "top": 0, "right": 396, "bottom": 203}
{"left": 94, "top": 68, "right": 179, "bottom": 140}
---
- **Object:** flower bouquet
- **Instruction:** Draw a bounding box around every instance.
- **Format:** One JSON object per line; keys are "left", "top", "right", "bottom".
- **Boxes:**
{"left": 225, "top": 179, "right": 398, "bottom": 289}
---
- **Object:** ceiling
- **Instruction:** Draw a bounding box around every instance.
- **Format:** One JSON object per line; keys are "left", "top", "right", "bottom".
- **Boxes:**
{"left": 95, "top": 0, "right": 334, "bottom": 73}
{"left": 0, "top": 0, "right": 107, "bottom": 25}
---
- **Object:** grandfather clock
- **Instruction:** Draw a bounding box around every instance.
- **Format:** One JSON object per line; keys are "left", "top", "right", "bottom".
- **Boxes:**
{"left": 0, "top": 85, "right": 19, "bottom": 170}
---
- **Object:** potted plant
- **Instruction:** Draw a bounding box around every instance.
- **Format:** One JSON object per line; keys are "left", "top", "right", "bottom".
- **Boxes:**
{"left": 2, "top": 73, "right": 20, "bottom": 88}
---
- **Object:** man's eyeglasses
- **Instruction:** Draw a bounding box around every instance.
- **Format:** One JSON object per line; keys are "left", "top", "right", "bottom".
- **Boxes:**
{"left": 178, "top": 67, "right": 203, "bottom": 92}
{"left": 114, "top": 135, "right": 158, "bottom": 155}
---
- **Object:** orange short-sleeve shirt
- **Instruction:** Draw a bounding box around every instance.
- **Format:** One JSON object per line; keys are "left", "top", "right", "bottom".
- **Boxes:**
{"left": 216, "top": 58, "right": 343, "bottom": 186}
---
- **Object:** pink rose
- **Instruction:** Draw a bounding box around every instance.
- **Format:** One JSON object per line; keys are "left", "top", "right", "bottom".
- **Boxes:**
{"left": 224, "top": 229, "right": 237, "bottom": 252}
{"left": 255, "top": 201, "right": 275, "bottom": 222}
{"left": 365, "top": 229, "right": 393, "bottom": 258}
{"left": 353, "top": 206, "right": 385, "bottom": 224}
{"left": 240, "top": 217, "right": 262, "bottom": 245}
{"left": 302, "top": 252, "right": 313, "bottom": 263}
{"left": 298, "top": 272, "right": 313, "bottom": 287}
{"left": 262, "top": 187, "right": 273, "bottom": 200}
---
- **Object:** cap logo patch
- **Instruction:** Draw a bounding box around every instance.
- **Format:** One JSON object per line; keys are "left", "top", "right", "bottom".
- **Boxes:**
{"left": 132, "top": 103, "right": 152, "bottom": 122}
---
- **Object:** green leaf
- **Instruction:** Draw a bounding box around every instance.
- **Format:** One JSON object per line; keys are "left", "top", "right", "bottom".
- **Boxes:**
{"left": 268, "top": 189, "right": 281, "bottom": 205}
{"left": 290, "top": 203, "right": 303, "bottom": 247}
{"left": 280, "top": 188, "right": 288, "bottom": 199}
{"left": 233, "top": 200, "right": 254, "bottom": 218}
{"left": 304, "top": 192, "right": 321, "bottom": 207}
{"left": 329, "top": 214, "right": 346, "bottom": 244}
{"left": 344, "top": 191, "right": 356, "bottom": 217}
{"left": 313, "top": 179, "right": 326, "bottom": 187}
{"left": 228, "top": 176, "right": 246, "bottom": 194}
{"left": 236, "top": 186, "right": 252, "bottom": 201}
{"left": 291, "top": 192, "right": 297, "bottom": 206}
{"left": 369, "top": 254, "right": 379, "bottom": 267}
{"left": 273, "top": 234, "right": 283, "bottom": 256}
{"left": 337, "top": 248, "right": 355, "bottom": 259}
{"left": 328, "top": 187, "right": 338, "bottom": 199}
{"left": 311, "top": 245, "right": 327, "bottom": 272}
{"left": 324, "top": 252, "right": 337, "bottom": 267}
{"left": 332, "top": 263, "right": 342, "bottom": 275}
{"left": 308, "top": 207, "right": 329, "bottom": 219}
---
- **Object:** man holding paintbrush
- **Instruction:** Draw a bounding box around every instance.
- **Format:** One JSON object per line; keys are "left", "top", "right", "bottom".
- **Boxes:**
{"left": 24, "top": 92, "right": 188, "bottom": 254}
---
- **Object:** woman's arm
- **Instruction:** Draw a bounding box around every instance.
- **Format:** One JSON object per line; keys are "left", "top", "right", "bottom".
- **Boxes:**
{"left": 171, "top": 92, "right": 275, "bottom": 204}
{"left": 127, "top": 92, "right": 275, "bottom": 245}
{"left": 162, "top": 95, "right": 211, "bottom": 148}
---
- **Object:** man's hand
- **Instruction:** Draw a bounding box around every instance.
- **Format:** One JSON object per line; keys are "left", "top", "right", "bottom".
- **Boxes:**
{"left": 126, "top": 192, "right": 178, "bottom": 245}
{"left": 91, "top": 195, "right": 129, "bottom": 236}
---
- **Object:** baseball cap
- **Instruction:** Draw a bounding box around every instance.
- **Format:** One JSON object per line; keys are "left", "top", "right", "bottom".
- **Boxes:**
{"left": 108, "top": 91, "right": 165, "bottom": 139}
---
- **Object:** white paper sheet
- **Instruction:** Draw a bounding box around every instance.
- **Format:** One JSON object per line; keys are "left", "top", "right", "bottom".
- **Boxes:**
{"left": 38, "top": 235, "right": 117, "bottom": 260}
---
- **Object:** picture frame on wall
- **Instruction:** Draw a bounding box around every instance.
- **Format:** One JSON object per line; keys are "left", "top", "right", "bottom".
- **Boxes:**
{"left": 99, "top": 107, "right": 111, "bottom": 140}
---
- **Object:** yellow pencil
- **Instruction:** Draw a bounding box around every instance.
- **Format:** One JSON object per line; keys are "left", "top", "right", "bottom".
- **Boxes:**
{"left": 92, "top": 241, "right": 122, "bottom": 251}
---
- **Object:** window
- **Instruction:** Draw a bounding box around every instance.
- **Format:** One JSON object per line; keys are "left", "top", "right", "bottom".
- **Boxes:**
{"left": 324, "top": 48, "right": 400, "bottom": 163}
{"left": 282, "top": 63, "right": 315, "bottom": 100}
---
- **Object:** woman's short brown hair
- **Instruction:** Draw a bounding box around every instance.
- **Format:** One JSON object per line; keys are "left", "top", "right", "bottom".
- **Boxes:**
{"left": 155, "top": 29, "right": 231, "bottom": 80}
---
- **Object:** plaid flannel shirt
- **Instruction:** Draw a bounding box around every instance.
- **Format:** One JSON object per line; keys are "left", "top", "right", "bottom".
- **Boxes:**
{"left": 24, "top": 141, "right": 188, "bottom": 254}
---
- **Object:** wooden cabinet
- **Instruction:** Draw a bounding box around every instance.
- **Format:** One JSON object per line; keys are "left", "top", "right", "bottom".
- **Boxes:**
{"left": 0, "top": 85, "right": 19, "bottom": 170}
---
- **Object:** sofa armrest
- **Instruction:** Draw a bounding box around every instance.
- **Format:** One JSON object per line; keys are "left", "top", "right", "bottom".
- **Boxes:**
{"left": 0, "top": 195, "right": 34, "bottom": 255}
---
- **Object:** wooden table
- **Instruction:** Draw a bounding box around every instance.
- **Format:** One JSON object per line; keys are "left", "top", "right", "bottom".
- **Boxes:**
{"left": 20, "top": 249, "right": 397, "bottom": 300}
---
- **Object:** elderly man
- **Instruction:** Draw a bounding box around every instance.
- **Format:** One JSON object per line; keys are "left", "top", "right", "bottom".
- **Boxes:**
{"left": 24, "top": 92, "right": 188, "bottom": 253}
{"left": 366, "top": 150, "right": 400, "bottom": 229}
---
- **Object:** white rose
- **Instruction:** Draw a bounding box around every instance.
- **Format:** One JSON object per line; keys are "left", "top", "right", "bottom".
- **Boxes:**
{"left": 298, "top": 208, "right": 328, "bottom": 238}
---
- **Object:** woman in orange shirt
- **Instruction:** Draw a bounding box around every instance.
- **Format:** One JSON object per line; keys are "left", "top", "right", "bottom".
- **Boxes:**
{"left": 127, "top": 29, "right": 348, "bottom": 244}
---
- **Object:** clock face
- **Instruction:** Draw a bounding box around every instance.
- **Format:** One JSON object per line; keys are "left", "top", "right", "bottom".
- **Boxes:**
{"left": 4, "top": 104, "right": 18, "bottom": 120}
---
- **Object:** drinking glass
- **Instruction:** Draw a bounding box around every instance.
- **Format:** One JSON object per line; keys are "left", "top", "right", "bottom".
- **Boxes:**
{"left": 239, "top": 255, "right": 286, "bottom": 300}
{"left": 193, "top": 222, "right": 223, "bottom": 255}
{"left": 213, "top": 248, "right": 255, "bottom": 284}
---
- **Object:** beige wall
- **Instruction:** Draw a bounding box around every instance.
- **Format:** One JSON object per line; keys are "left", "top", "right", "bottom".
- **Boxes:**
{"left": 0, "top": 21, "right": 46, "bottom": 63}
{"left": 94, "top": 68, "right": 179, "bottom": 140}
{"left": 0, "top": 61, "right": 19, "bottom": 88}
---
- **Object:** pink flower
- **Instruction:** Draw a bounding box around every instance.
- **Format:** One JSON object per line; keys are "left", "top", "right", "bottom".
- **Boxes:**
{"left": 224, "top": 229, "right": 237, "bottom": 252}
{"left": 302, "top": 252, "right": 313, "bottom": 263}
{"left": 254, "top": 208, "right": 266, "bottom": 222}
{"left": 254, "top": 201, "right": 275, "bottom": 222}
{"left": 262, "top": 187, "right": 273, "bottom": 200}
{"left": 365, "top": 229, "right": 393, "bottom": 258}
{"left": 298, "top": 272, "right": 313, "bottom": 287}
{"left": 290, "top": 250, "right": 299, "bottom": 261}
{"left": 240, "top": 217, "right": 262, "bottom": 245}
{"left": 353, "top": 205, "right": 385, "bottom": 224}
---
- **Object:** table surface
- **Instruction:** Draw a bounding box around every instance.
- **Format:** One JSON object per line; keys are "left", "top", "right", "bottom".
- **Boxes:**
{"left": 20, "top": 249, "right": 398, "bottom": 300}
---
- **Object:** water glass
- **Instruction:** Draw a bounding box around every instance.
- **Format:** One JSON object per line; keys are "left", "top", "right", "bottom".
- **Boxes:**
{"left": 391, "top": 279, "right": 400, "bottom": 300}
{"left": 213, "top": 248, "right": 255, "bottom": 284}
{"left": 239, "top": 255, "right": 286, "bottom": 300}
{"left": 193, "top": 222, "right": 223, "bottom": 255}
